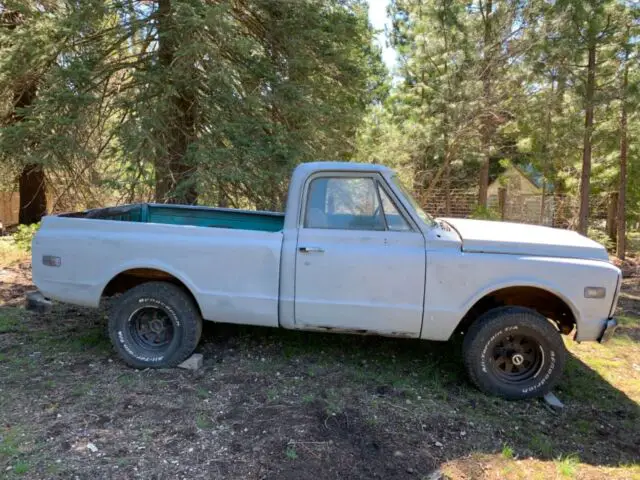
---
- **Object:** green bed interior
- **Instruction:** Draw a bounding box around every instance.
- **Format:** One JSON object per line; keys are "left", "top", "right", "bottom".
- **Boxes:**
{"left": 64, "top": 203, "right": 284, "bottom": 233}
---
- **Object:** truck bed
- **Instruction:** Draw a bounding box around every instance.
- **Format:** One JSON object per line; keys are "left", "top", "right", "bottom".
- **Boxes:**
{"left": 61, "top": 203, "right": 284, "bottom": 233}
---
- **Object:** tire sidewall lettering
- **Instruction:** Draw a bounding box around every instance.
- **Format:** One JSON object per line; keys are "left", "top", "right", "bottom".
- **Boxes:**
{"left": 117, "top": 297, "right": 183, "bottom": 363}
{"left": 480, "top": 323, "right": 555, "bottom": 395}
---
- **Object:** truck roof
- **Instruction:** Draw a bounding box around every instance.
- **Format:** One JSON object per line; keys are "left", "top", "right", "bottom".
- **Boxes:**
{"left": 295, "top": 161, "right": 392, "bottom": 175}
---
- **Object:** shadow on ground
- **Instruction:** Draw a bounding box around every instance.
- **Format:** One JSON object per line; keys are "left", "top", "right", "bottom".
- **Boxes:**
{"left": 0, "top": 302, "right": 638, "bottom": 479}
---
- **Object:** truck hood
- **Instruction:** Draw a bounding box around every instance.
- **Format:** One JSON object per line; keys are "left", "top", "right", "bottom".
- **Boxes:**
{"left": 439, "top": 217, "right": 609, "bottom": 261}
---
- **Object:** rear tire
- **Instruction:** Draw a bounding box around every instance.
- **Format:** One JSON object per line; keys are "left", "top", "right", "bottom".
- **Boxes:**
{"left": 108, "top": 282, "right": 202, "bottom": 369}
{"left": 462, "top": 306, "right": 567, "bottom": 400}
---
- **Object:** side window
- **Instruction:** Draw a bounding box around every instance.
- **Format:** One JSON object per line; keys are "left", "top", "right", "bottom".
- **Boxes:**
{"left": 377, "top": 184, "right": 411, "bottom": 231}
{"left": 305, "top": 177, "right": 385, "bottom": 230}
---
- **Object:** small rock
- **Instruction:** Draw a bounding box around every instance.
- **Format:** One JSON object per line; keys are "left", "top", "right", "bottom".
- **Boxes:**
{"left": 543, "top": 392, "right": 565, "bottom": 409}
{"left": 407, "top": 467, "right": 414, "bottom": 474}
{"left": 178, "top": 353, "right": 203, "bottom": 371}
{"left": 434, "top": 441, "right": 443, "bottom": 448}
{"left": 426, "top": 470, "right": 444, "bottom": 480}
{"left": 460, "top": 431, "right": 466, "bottom": 437}
{"left": 393, "top": 450, "right": 404, "bottom": 457}
{"left": 87, "top": 442, "right": 98, "bottom": 453}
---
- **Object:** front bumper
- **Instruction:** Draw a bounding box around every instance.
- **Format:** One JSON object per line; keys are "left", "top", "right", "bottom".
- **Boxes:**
{"left": 598, "top": 318, "right": 618, "bottom": 343}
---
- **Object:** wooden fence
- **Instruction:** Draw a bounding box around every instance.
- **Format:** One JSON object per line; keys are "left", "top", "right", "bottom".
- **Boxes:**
{"left": 0, "top": 192, "right": 20, "bottom": 228}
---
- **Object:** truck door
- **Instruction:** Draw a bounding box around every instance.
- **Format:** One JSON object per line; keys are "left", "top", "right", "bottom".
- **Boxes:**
{"left": 294, "top": 173, "right": 426, "bottom": 336}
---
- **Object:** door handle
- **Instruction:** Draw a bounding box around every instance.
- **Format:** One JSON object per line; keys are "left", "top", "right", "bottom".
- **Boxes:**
{"left": 299, "top": 246, "right": 324, "bottom": 253}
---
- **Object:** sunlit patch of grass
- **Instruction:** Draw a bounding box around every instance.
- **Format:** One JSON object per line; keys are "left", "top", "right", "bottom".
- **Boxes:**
{"left": 554, "top": 454, "right": 580, "bottom": 478}
{"left": 564, "top": 321, "right": 640, "bottom": 404}
{"left": 501, "top": 444, "right": 514, "bottom": 459}
{"left": 441, "top": 453, "right": 636, "bottom": 480}
{"left": 0, "top": 237, "right": 29, "bottom": 266}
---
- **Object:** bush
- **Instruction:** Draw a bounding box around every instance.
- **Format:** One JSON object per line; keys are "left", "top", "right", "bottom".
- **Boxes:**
{"left": 470, "top": 205, "right": 501, "bottom": 221}
{"left": 587, "top": 227, "right": 614, "bottom": 251}
{"left": 12, "top": 223, "right": 40, "bottom": 252}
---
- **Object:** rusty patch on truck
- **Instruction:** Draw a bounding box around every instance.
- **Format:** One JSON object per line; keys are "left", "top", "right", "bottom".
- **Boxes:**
{"left": 297, "top": 324, "right": 416, "bottom": 338}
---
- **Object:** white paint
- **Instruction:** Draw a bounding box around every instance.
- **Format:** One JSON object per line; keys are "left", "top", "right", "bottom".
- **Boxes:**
{"left": 441, "top": 217, "right": 608, "bottom": 261}
{"left": 32, "top": 161, "right": 622, "bottom": 345}
{"left": 295, "top": 228, "right": 425, "bottom": 336}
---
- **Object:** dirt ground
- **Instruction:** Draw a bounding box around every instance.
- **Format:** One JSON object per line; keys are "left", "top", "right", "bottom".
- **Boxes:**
{"left": 1, "top": 254, "right": 639, "bottom": 479}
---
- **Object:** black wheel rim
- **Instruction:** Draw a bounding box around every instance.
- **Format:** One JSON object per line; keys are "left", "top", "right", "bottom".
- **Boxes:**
{"left": 489, "top": 333, "right": 543, "bottom": 384}
{"left": 128, "top": 307, "right": 174, "bottom": 350}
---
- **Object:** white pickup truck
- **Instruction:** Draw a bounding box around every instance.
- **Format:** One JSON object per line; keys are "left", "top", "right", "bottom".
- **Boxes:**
{"left": 31, "top": 162, "right": 620, "bottom": 399}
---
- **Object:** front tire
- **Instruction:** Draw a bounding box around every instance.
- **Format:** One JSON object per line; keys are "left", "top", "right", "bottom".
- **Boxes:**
{"left": 108, "top": 282, "right": 202, "bottom": 368}
{"left": 463, "top": 307, "right": 567, "bottom": 400}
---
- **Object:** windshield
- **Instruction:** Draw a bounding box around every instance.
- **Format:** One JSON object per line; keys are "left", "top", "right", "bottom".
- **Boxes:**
{"left": 391, "top": 175, "right": 437, "bottom": 227}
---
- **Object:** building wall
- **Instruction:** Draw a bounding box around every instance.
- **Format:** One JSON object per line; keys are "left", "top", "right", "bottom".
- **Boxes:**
{"left": 487, "top": 165, "right": 541, "bottom": 197}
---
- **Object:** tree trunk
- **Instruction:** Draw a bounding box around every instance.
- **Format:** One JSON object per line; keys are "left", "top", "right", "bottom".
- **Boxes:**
{"left": 606, "top": 191, "right": 618, "bottom": 243}
{"left": 13, "top": 80, "right": 46, "bottom": 224}
{"left": 478, "top": 0, "right": 493, "bottom": 208}
{"left": 578, "top": 43, "right": 596, "bottom": 234}
{"left": 18, "top": 164, "right": 47, "bottom": 225}
{"left": 498, "top": 187, "right": 506, "bottom": 221}
{"left": 155, "top": 0, "right": 197, "bottom": 204}
{"left": 540, "top": 94, "right": 552, "bottom": 225}
{"left": 616, "top": 32, "right": 630, "bottom": 260}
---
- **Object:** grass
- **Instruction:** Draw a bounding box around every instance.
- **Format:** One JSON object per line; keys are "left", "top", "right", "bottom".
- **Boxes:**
{"left": 13, "top": 461, "right": 30, "bottom": 475}
{"left": 529, "top": 433, "right": 554, "bottom": 458}
{"left": 0, "top": 307, "right": 26, "bottom": 333}
{"left": 196, "top": 387, "right": 209, "bottom": 399}
{"left": 0, "top": 428, "right": 22, "bottom": 460}
{"left": 285, "top": 445, "right": 298, "bottom": 460}
{"left": 555, "top": 454, "right": 580, "bottom": 478}
{"left": 195, "top": 413, "right": 213, "bottom": 430}
{"left": 501, "top": 444, "right": 514, "bottom": 460}
{"left": 0, "top": 237, "right": 28, "bottom": 266}
{"left": 627, "top": 231, "right": 640, "bottom": 254}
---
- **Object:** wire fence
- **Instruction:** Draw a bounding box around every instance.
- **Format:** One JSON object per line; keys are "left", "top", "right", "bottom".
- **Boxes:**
{"left": 415, "top": 187, "right": 615, "bottom": 231}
